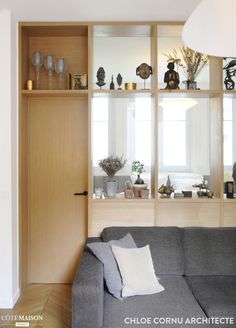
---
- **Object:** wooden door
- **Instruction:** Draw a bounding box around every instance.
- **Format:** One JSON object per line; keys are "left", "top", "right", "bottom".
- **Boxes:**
{"left": 28, "top": 97, "right": 88, "bottom": 283}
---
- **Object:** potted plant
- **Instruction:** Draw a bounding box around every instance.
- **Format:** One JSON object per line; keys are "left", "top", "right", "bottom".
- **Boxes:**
{"left": 163, "top": 46, "right": 208, "bottom": 89}
{"left": 98, "top": 155, "right": 126, "bottom": 197}
{"left": 131, "top": 160, "right": 147, "bottom": 197}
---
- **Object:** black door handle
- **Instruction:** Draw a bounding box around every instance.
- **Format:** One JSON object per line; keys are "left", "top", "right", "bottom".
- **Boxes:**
{"left": 74, "top": 191, "right": 88, "bottom": 196}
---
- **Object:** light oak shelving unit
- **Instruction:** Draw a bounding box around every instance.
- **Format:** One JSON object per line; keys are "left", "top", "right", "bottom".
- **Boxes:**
{"left": 19, "top": 22, "right": 236, "bottom": 285}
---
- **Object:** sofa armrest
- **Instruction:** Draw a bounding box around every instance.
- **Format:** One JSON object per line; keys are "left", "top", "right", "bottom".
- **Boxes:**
{"left": 72, "top": 238, "right": 104, "bottom": 328}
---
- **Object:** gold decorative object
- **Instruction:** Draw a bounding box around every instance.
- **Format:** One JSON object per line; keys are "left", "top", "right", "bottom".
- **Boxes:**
{"left": 158, "top": 175, "right": 174, "bottom": 198}
{"left": 27, "top": 80, "right": 33, "bottom": 90}
{"left": 125, "top": 83, "right": 137, "bottom": 90}
{"left": 158, "top": 184, "right": 175, "bottom": 198}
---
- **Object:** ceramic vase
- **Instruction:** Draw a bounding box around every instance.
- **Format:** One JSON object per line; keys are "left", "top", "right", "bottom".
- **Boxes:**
{"left": 105, "top": 180, "right": 117, "bottom": 197}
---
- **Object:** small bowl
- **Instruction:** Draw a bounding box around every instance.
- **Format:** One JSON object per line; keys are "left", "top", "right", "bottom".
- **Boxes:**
{"left": 125, "top": 83, "right": 137, "bottom": 90}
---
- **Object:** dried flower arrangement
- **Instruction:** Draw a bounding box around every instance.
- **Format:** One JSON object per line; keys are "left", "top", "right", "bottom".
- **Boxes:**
{"left": 98, "top": 155, "right": 126, "bottom": 181}
{"left": 163, "top": 46, "right": 208, "bottom": 82}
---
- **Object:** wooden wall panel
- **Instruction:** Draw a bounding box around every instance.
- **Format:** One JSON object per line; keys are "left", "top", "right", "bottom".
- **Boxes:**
{"left": 89, "top": 200, "right": 155, "bottom": 237}
{"left": 156, "top": 201, "right": 221, "bottom": 227}
{"left": 222, "top": 202, "right": 236, "bottom": 227}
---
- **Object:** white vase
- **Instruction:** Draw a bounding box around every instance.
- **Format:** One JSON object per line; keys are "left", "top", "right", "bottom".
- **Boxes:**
{"left": 105, "top": 181, "right": 118, "bottom": 197}
{"left": 133, "top": 183, "right": 147, "bottom": 198}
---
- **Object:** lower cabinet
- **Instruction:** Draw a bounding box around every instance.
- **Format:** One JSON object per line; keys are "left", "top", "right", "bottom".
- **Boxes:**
{"left": 89, "top": 199, "right": 236, "bottom": 236}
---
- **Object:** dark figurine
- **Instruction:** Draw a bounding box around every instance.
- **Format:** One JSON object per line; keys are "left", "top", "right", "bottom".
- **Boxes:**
{"left": 110, "top": 75, "right": 115, "bottom": 90}
{"left": 233, "top": 162, "right": 236, "bottom": 187}
{"left": 116, "top": 73, "right": 122, "bottom": 90}
{"left": 136, "top": 63, "right": 153, "bottom": 89}
{"left": 224, "top": 69, "right": 235, "bottom": 90}
{"left": 96, "top": 67, "right": 106, "bottom": 89}
{"left": 223, "top": 60, "right": 236, "bottom": 90}
{"left": 164, "top": 62, "right": 180, "bottom": 89}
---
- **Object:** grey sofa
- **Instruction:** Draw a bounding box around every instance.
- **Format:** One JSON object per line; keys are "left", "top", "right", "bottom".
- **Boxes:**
{"left": 72, "top": 227, "right": 236, "bottom": 328}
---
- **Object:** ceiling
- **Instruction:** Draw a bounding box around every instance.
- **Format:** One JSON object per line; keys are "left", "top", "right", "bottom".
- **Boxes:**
{"left": 0, "top": 0, "right": 200, "bottom": 22}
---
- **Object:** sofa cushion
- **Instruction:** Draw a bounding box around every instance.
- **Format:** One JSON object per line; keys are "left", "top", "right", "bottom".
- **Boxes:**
{"left": 183, "top": 227, "right": 236, "bottom": 276}
{"left": 102, "top": 227, "right": 184, "bottom": 275}
{"left": 111, "top": 244, "right": 165, "bottom": 297}
{"left": 185, "top": 276, "right": 236, "bottom": 318}
{"left": 87, "top": 233, "right": 137, "bottom": 300}
{"left": 103, "top": 275, "right": 209, "bottom": 328}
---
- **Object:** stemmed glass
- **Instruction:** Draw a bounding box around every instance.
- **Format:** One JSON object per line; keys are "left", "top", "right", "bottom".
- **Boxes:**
{"left": 55, "top": 58, "right": 65, "bottom": 89}
{"left": 44, "top": 55, "right": 55, "bottom": 89}
{"left": 31, "top": 51, "right": 44, "bottom": 89}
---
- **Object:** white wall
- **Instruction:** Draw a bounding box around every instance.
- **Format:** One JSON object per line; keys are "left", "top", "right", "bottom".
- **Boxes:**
{"left": 0, "top": 9, "right": 19, "bottom": 309}
{"left": 0, "top": 0, "right": 200, "bottom": 22}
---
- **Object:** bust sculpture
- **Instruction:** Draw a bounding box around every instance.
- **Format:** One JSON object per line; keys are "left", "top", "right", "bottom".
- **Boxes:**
{"left": 96, "top": 67, "right": 106, "bottom": 89}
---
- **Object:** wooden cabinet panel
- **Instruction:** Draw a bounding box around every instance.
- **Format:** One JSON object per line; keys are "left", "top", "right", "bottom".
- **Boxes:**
{"left": 157, "top": 201, "right": 221, "bottom": 227}
{"left": 222, "top": 202, "right": 236, "bottom": 227}
{"left": 89, "top": 200, "right": 155, "bottom": 237}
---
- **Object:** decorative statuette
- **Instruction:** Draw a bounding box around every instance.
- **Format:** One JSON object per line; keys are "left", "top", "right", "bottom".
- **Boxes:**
{"left": 164, "top": 62, "right": 180, "bottom": 89}
{"left": 116, "top": 73, "right": 122, "bottom": 90}
{"left": 158, "top": 176, "right": 175, "bottom": 198}
{"left": 96, "top": 67, "right": 106, "bottom": 89}
{"left": 223, "top": 59, "right": 236, "bottom": 90}
{"left": 193, "top": 177, "right": 213, "bottom": 198}
{"left": 136, "top": 63, "right": 153, "bottom": 89}
{"left": 110, "top": 75, "right": 115, "bottom": 90}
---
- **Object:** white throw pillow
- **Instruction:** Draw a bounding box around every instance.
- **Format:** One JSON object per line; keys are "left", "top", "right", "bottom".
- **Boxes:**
{"left": 111, "top": 244, "right": 165, "bottom": 297}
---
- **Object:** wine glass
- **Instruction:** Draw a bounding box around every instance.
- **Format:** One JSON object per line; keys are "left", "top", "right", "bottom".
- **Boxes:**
{"left": 44, "top": 55, "right": 55, "bottom": 89}
{"left": 55, "top": 58, "right": 65, "bottom": 89}
{"left": 31, "top": 51, "right": 44, "bottom": 89}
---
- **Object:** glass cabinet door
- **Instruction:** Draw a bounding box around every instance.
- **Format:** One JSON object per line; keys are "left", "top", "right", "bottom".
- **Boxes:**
{"left": 92, "top": 95, "right": 154, "bottom": 197}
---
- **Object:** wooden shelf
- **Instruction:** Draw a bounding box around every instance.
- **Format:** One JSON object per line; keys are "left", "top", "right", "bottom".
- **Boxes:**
{"left": 21, "top": 89, "right": 88, "bottom": 97}
{"left": 223, "top": 90, "right": 236, "bottom": 97}
{"left": 222, "top": 198, "right": 236, "bottom": 203}
{"left": 92, "top": 191, "right": 154, "bottom": 202}
{"left": 157, "top": 197, "right": 221, "bottom": 203}
{"left": 92, "top": 89, "right": 154, "bottom": 97}
{"left": 158, "top": 89, "right": 222, "bottom": 98}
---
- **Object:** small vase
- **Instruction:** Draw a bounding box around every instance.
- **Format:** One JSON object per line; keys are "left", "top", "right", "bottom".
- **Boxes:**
{"left": 105, "top": 180, "right": 117, "bottom": 197}
{"left": 140, "top": 189, "right": 149, "bottom": 199}
{"left": 135, "top": 174, "right": 144, "bottom": 184}
{"left": 124, "top": 189, "right": 134, "bottom": 199}
{"left": 184, "top": 80, "right": 197, "bottom": 90}
{"left": 133, "top": 183, "right": 147, "bottom": 198}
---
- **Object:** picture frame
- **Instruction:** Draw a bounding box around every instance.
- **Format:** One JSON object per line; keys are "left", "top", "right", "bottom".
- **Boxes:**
{"left": 69, "top": 73, "right": 87, "bottom": 90}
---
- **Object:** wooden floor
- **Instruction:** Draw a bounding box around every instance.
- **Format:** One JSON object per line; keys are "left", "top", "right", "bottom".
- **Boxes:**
{"left": 0, "top": 284, "right": 71, "bottom": 328}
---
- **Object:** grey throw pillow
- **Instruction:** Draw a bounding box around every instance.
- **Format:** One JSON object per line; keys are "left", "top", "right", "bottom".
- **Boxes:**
{"left": 87, "top": 233, "right": 137, "bottom": 300}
